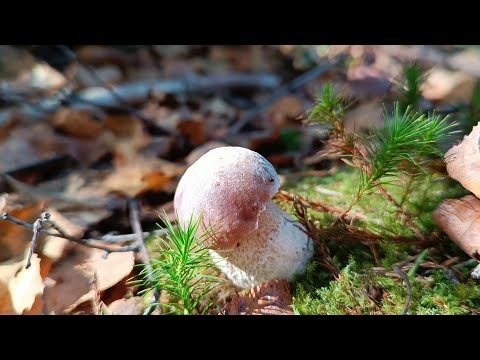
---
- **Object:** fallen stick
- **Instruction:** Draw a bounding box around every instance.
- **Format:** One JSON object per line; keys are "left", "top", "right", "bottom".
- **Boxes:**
{"left": 127, "top": 199, "right": 160, "bottom": 314}
{"left": 0, "top": 72, "right": 280, "bottom": 120}
{"left": 227, "top": 63, "right": 332, "bottom": 135}
{"left": 0, "top": 211, "right": 170, "bottom": 255}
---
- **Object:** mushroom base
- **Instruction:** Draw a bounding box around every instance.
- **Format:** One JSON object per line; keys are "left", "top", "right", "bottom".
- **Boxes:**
{"left": 209, "top": 201, "right": 314, "bottom": 289}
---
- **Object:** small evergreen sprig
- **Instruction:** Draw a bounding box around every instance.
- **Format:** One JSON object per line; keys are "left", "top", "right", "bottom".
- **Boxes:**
{"left": 138, "top": 213, "right": 223, "bottom": 315}
{"left": 306, "top": 83, "right": 458, "bottom": 226}
{"left": 399, "top": 63, "right": 425, "bottom": 112}
{"left": 307, "top": 83, "right": 352, "bottom": 134}
{"left": 353, "top": 104, "right": 458, "bottom": 206}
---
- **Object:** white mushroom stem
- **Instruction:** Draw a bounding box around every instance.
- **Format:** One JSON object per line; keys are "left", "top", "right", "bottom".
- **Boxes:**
{"left": 209, "top": 201, "right": 313, "bottom": 289}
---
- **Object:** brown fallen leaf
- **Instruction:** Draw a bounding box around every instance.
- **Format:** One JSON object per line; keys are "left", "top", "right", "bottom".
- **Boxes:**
{"left": 0, "top": 202, "right": 44, "bottom": 262}
{"left": 445, "top": 123, "right": 480, "bottom": 198}
{"left": 137, "top": 171, "right": 175, "bottom": 196}
{"left": 41, "top": 208, "right": 85, "bottom": 264}
{"left": 177, "top": 119, "right": 206, "bottom": 145}
{"left": 107, "top": 296, "right": 144, "bottom": 315}
{"left": 421, "top": 67, "right": 476, "bottom": 104}
{"left": 76, "top": 45, "right": 132, "bottom": 67}
{"left": 447, "top": 50, "right": 480, "bottom": 78}
{"left": 223, "top": 279, "right": 294, "bottom": 315}
{"left": 104, "top": 114, "right": 153, "bottom": 169}
{"left": 0, "top": 126, "right": 44, "bottom": 172}
{"left": 50, "top": 107, "right": 104, "bottom": 139}
{"left": 103, "top": 156, "right": 184, "bottom": 197}
{"left": 267, "top": 95, "right": 305, "bottom": 119}
{"left": 43, "top": 246, "right": 135, "bottom": 314}
{"left": 29, "top": 63, "right": 67, "bottom": 92}
{"left": 0, "top": 253, "right": 44, "bottom": 314}
{"left": 0, "top": 193, "right": 7, "bottom": 212}
{"left": 433, "top": 195, "right": 480, "bottom": 259}
{"left": 0, "top": 122, "right": 108, "bottom": 171}
{"left": 0, "top": 113, "right": 21, "bottom": 142}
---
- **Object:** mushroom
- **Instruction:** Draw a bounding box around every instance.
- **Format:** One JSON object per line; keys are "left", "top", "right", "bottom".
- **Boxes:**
{"left": 174, "top": 146, "right": 313, "bottom": 288}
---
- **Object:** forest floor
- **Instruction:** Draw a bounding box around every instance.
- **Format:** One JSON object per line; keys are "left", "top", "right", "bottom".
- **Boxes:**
{"left": 1, "top": 45, "right": 480, "bottom": 315}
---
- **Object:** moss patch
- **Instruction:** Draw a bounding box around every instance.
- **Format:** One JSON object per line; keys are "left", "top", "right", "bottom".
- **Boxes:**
{"left": 279, "top": 167, "right": 480, "bottom": 315}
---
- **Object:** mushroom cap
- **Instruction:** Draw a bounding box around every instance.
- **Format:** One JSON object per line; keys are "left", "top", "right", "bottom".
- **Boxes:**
{"left": 174, "top": 146, "right": 280, "bottom": 249}
{"left": 209, "top": 201, "right": 313, "bottom": 288}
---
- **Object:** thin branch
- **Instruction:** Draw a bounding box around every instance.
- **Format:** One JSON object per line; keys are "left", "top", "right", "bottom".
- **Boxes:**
{"left": 227, "top": 63, "right": 333, "bottom": 135}
{"left": 393, "top": 265, "right": 412, "bottom": 315}
{"left": 26, "top": 212, "right": 50, "bottom": 268}
{"left": 1, "top": 211, "right": 140, "bottom": 253}
{"left": 127, "top": 199, "right": 160, "bottom": 315}
{"left": 275, "top": 189, "right": 367, "bottom": 222}
{"left": 94, "top": 229, "right": 170, "bottom": 243}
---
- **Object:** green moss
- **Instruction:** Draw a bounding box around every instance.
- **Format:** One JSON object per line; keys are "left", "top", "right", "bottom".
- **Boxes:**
{"left": 293, "top": 261, "right": 480, "bottom": 315}
{"left": 280, "top": 166, "right": 478, "bottom": 315}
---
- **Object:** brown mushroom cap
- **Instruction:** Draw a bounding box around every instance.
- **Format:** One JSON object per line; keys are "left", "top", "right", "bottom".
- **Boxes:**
{"left": 174, "top": 146, "right": 280, "bottom": 250}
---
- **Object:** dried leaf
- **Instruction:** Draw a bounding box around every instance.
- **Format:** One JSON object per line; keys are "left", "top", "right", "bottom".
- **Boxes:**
{"left": 41, "top": 208, "right": 85, "bottom": 263}
{"left": 0, "top": 123, "right": 108, "bottom": 171}
{"left": 50, "top": 108, "right": 104, "bottom": 139}
{"left": 107, "top": 296, "right": 143, "bottom": 315}
{"left": 76, "top": 45, "right": 132, "bottom": 67}
{"left": 177, "top": 119, "right": 206, "bottom": 145}
{"left": 0, "top": 254, "right": 44, "bottom": 314}
{"left": 223, "top": 279, "right": 294, "bottom": 315}
{"left": 137, "top": 171, "right": 175, "bottom": 195}
{"left": 447, "top": 50, "right": 480, "bottom": 78}
{"left": 0, "top": 127, "right": 43, "bottom": 172}
{"left": 0, "top": 202, "right": 44, "bottom": 262}
{"left": 103, "top": 156, "right": 183, "bottom": 197}
{"left": 434, "top": 195, "right": 480, "bottom": 259}
{"left": 421, "top": 67, "right": 476, "bottom": 104}
{"left": 29, "top": 63, "right": 67, "bottom": 91}
{"left": 267, "top": 96, "right": 305, "bottom": 121}
{"left": 104, "top": 114, "right": 152, "bottom": 164}
{"left": 445, "top": 123, "right": 480, "bottom": 198}
{"left": 0, "top": 193, "right": 7, "bottom": 213}
{"left": 9, "top": 254, "right": 44, "bottom": 314}
{"left": 43, "top": 246, "right": 135, "bottom": 314}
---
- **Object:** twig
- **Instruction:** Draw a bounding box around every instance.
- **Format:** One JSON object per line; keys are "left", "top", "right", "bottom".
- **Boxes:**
{"left": 393, "top": 266, "right": 412, "bottom": 315}
{"left": 292, "top": 199, "right": 339, "bottom": 276}
{"left": 26, "top": 212, "right": 51, "bottom": 268}
{"left": 227, "top": 63, "right": 332, "bottom": 135}
{"left": 94, "top": 229, "right": 170, "bottom": 243}
{"left": 0, "top": 72, "right": 280, "bottom": 121}
{"left": 275, "top": 189, "right": 367, "bottom": 222}
{"left": 127, "top": 199, "right": 160, "bottom": 315}
{"left": 90, "top": 271, "right": 105, "bottom": 315}
{"left": 1, "top": 211, "right": 139, "bottom": 254}
{"left": 75, "top": 60, "right": 161, "bottom": 127}
{"left": 283, "top": 168, "right": 337, "bottom": 178}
